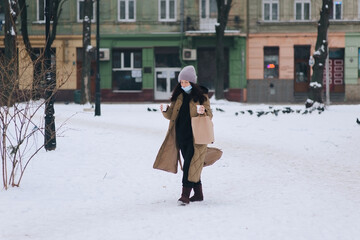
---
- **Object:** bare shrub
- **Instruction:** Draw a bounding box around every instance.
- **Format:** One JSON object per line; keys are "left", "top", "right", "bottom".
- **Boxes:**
{"left": 0, "top": 49, "right": 70, "bottom": 189}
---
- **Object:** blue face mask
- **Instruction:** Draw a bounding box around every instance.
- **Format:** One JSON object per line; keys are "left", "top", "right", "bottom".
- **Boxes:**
{"left": 181, "top": 85, "right": 192, "bottom": 94}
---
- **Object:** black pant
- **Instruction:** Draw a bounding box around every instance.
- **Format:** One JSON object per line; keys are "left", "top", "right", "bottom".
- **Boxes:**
{"left": 179, "top": 142, "right": 201, "bottom": 188}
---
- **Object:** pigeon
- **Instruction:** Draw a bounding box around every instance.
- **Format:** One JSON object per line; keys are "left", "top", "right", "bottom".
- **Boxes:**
{"left": 356, "top": 118, "right": 360, "bottom": 125}
{"left": 257, "top": 111, "right": 265, "bottom": 117}
{"left": 302, "top": 110, "right": 308, "bottom": 115}
{"left": 147, "top": 107, "right": 152, "bottom": 112}
{"left": 317, "top": 107, "right": 325, "bottom": 112}
{"left": 247, "top": 110, "right": 253, "bottom": 115}
{"left": 235, "top": 112, "right": 239, "bottom": 116}
{"left": 216, "top": 108, "right": 225, "bottom": 112}
{"left": 152, "top": 108, "right": 158, "bottom": 112}
{"left": 271, "top": 110, "right": 279, "bottom": 116}
{"left": 282, "top": 107, "right": 293, "bottom": 114}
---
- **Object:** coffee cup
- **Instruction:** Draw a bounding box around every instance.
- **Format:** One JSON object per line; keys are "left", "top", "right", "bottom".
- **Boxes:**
{"left": 161, "top": 104, "right": 168, "bottom": 112}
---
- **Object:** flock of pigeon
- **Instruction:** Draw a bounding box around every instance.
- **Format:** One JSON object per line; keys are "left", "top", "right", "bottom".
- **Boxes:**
{"left": 147, "top": 106, "right": 360, "bottom": 124}
{"left": 231, "top": 106, "right": 325, "bottom": 117}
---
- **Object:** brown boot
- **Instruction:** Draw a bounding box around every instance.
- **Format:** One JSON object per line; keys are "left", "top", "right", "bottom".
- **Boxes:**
{"left": 178, "top": 187, "right": 192, "bottom": 205}
{"left": 190, "top": 183, "right": 204, "bottom": 202}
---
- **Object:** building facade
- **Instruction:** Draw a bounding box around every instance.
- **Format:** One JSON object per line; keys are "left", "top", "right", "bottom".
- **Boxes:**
{"left": 97, "top": 0, "right": 247, "bottom": 102}
{"left": 247, "top": 0, "right": 360, "bottom": 102}
{"left": 1, "top": 0, "right": 360, "bottom": 103}
{"left": 0, "top": 0, "right": 247, "bottom": 102}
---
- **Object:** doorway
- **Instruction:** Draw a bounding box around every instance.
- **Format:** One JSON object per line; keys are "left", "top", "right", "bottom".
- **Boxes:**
{"left": 197, "top": 48, "right": 229, "bottom": 90}
{"left": 154, "top": 68, "right": 181, "bottom": 100}
{"left": 294, "top": 45, "right": 311, "bottom": 93}
{"left": 322, "top": 48, "right": 345, "bottom": 93}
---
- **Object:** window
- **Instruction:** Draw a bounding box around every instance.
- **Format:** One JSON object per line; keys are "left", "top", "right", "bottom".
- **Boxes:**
{"left": 263, "top": 0, "right": 279, "bottom": 21}
{"left": 358, "top": 48, "right": 360, "bottom": 78}
{"left": 0, "top": 48, "right": 4, "bottom": 63}
{"left": 77, "top": 0, "right": 96, "bottom": 22}
{"left": 155, "top": 47, "right": 181, "bottom": 67}
{"left": 112, "top": 49, "right": 142, "bottom": 91}
{"left": 264, "top": 47, "right": 279, "bottom": 79}
{"left": 330, "top": 1, "right": 342, "bottom": 20}
{"left": 159, "top": 0, "right": 176, "bottom": 21}
{"left": 201, "top": 0, "right": 217, "bottom": 19}
{"left": 37, "top": 0, "right": 57, "bottom": 23}
{"left": 118, "top": 0, "right": 135, "bottom": 21}
{"left": 37, "top": 0, "right": 45, "bottom": 22}
{"left": 295, "top": 0, "right": 310, "bottom": 20}
{"left": 0, "top": 1, "right": 4, "bottom": 30}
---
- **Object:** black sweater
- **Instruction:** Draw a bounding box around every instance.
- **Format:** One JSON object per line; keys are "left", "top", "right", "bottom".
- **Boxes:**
{"left": 176, "top": 92, "right": 193, "bottom": 145}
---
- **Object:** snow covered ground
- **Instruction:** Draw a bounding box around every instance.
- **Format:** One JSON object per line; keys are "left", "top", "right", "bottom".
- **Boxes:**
{"left": 1, "top": 100, "right": 360, "bottom": 240}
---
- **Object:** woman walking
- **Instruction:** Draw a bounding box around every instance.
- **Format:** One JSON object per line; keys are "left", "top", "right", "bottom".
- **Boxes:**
{"left": 153, "top": 65, "right": 213, "bottom": 205}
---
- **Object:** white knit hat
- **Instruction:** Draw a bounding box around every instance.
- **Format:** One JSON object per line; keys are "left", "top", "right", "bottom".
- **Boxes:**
{"left": 178, "top": 65, "right": 197, "bottom": 83}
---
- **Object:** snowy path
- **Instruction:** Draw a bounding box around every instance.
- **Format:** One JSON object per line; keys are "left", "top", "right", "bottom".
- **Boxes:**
{"left": 1, "top": 103, "right": 360, "bottom": 240}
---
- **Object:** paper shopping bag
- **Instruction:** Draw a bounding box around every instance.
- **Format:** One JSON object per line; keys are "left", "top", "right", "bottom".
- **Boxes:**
{"left": 191, "top": 116, "right": 214, "bottom": 144}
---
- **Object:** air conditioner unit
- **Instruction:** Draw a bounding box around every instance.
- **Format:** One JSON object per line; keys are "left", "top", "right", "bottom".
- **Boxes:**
{"left": 182, "top": 49, "right": 197, "bottom": 61}
{"left": 99, "top": 48, "right": 110, "bottom": 61}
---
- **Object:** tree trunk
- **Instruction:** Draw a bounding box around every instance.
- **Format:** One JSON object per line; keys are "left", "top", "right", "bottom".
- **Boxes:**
{"left": 1, "top": 0, "right": 18, "bottom": 106}
{"left": 215, "top": 0, "right": 232, "bottom": 100}
{"left": 306, "top": 0, "right": 332, "bottom": 108}
{"left": 81, "top": 0, "right": 93, "bottom": 104}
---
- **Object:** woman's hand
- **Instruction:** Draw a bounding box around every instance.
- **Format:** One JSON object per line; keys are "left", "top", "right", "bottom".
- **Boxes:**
{"left": 197, "top": 105, "right": 205, "bottom": 114}
{"left": 160, "top": 104, "right": 168, "bottom": 112}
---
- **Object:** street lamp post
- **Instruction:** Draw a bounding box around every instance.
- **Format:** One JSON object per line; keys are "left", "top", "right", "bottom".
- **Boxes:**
{"left": 95, "top": 0, "right": 101, "bottom": 116}
{"left": 44, "top": 0, "right": 56, "bottom": 150}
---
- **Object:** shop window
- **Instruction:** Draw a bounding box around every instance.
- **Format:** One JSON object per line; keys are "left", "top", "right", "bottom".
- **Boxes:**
{"left": 112, "top": 49, "right": 142, "bottom": 91}
{"left": 77, "top": 0, "right": 96, "bottom": 23}
{"left": 264, "top": 47, "right": 279, "bottom": 79}
{"left": 330, "top": 1, "right": 342, "bottom": 20}
{"left": 118, "top": 0, "right": 135, "bottom": 21}
{"left": 294, "top": 46, "right": 310, "bottom": 83}
{"left": 159, "top": 0, "right": 176, "bottom": 21}
{"left": 295, "top": 0, "right": 310, "bottom": 20}
{"left": 263, "top": 0, "right": 278, "bottom": 21}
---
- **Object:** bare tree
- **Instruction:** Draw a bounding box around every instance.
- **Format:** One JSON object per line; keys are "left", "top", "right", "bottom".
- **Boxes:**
{"left": 18, "top": 0, "right": 66, "bottom": 99}
{"left": 306, "top": 0, "right": 333, "bottom": 108}
{"left": 81, "top": 0, "right": 93, "bottom": 104}
{"left": 215, "top": 0, "right": 232, "bottom": 100}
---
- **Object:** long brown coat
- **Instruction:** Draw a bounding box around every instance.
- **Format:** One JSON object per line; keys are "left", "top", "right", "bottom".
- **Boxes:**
{"left": 153, "top": 93, "right": 219, "bottom": 182}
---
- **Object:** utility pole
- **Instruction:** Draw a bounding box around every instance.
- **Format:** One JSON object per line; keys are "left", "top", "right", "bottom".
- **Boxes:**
{"left": 44, "top": 0, "right": 56, "bottom": 151}
{"left": 95, "top": 0, "right": 101, "bottom": 116}
{"left": 325, "top": 38, "right": 330, "bottom": 106}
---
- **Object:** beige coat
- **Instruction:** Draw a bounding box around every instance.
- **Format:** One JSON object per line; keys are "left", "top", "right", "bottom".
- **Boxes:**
{"left": 153, "top": 93, "right": 221, "bottom": 182}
